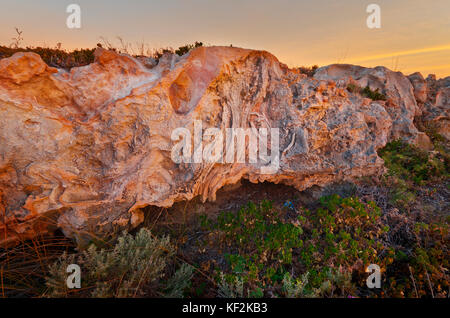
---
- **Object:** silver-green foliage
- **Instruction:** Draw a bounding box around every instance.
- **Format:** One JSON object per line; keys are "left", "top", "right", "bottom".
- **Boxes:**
{"left": 282, "top": 272, "right": 310, "bottom": 298}
{"left": 217, "top": 272, "right": 244, "bottom": 298}
{"left": 164, "top": 263, "right": 195, "bottom": 298}
{"left": 281, "top": 270, "right": 354, "bottom": 298}
{"left": 313, "top": 268, "right": 355, "bottom": 297}
{"left": 45, "top": 228, "right": 176, "bottom": 297}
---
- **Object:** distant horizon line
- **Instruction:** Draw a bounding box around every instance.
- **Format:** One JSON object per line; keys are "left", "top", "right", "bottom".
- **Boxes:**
{"left": 1, "top": 41, "right": 448, "bottom": 79}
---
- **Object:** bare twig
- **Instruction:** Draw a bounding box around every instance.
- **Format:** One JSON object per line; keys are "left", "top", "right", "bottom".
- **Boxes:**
{"left": 408, "top": 265, "right": 419, "bottom": 298}
{"left": 424, "top": 269, "right": 435, "bottom": 298}
{"left": 10, "top": 27, "right": 23, "bottom": 49}
{"left": 0, "top": 266, "right": 4, "bottom": 298}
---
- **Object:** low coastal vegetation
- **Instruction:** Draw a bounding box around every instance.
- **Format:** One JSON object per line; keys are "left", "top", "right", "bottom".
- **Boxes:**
{"left": 347, "top": 83, "right": 387, "bottom": 101}
{"left": 297, "top": 65, "right": 319, "bottom": 77}
{"left": 45, "top": 228, "right": 193, "bottom": 298}
{"left": 0, "top": 30, "right": 204, "bottom": 69}
{"left": 0, "top": 32, "right": 448, "bottom": 298}
{"left": 2, "top": 136, "right": 447, "bottom": 298}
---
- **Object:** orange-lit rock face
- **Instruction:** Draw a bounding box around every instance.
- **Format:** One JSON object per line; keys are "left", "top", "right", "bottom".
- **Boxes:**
{"left": 0, "top": 46, "right": 443, "bottom": 246}
{"left": 169, "top": 48, "right": 220, "bottom": 114}
{"left": 0, "top": 52, "right": 57, "bottom": 84}
{"left": 408, "top": 73, "right": 450, "bottom": 141}
{"left": 314, "top": 64, "right": 422, "bottom": 143}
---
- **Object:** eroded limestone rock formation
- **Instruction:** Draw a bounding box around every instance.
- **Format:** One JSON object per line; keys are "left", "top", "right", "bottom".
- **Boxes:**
{"left": 408, "top": 72, "right": 450, "bottom": 141}
{"left": 314, "top": 64, "right": 431, "bottom": 147}
{"left": 0, "top": 47, "right": 447, "bottom": 246}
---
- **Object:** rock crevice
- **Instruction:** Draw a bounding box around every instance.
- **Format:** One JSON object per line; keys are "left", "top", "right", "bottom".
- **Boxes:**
{"left": 0, "top": 47, "right": 447, "bottom": 246}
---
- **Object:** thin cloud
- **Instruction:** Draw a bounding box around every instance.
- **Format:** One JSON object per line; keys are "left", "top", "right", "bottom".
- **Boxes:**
{"left": 349, "top": 44, "right": 450, "bottom": 63}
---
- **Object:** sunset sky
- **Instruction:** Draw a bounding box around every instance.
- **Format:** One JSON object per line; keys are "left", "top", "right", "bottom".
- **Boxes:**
{"left": 1, "top": 0, "right": 449, "bottom": 77}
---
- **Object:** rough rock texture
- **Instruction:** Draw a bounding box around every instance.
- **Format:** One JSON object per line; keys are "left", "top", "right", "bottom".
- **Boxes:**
{"left": 314, "top": 64, "right": 424, "bottom": 144}
{"left": 0, "top": 47, "right": 444, "bottom": 246}
{"left": 408, "top": 72, "right": 450, "bottom": 141}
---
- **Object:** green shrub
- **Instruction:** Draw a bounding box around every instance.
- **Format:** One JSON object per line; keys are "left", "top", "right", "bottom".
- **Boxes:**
{"left": 217, "top": 272, "right": 245, "bottom": 298}
{"left": 175, "top": 41, "right": 203, "bottom": 56}
{"left": 200, "top": 197, "right": 390, "bottom": 297}
{"left": 386, "top": 176, "right": 417, "bottom": 208}
{"left": 376, "top": 140, "right": 449, "bottom": 297}
{"left": 361, "top": 85, "right": 387, "bottom": 101}
{"left": 163, "top": 263, "right": 195, "bottom": 298}
{"left": 0, "top": 45, "right": 95, "bottom": 69}
{"left": 379, "top": 140, "right": 448, "bottom": 185}
{"left": 0, "top": 40, "right": 204, "bottom": 69}
{"left": 298, "top": 195, "right": 391, "bottom": 292}
{"left": 202, "top": 201, "right": 303, "bottom": 293}
{"left": 346, "top": 83, "right": 359, "bottom": 94}
{"left": 45, "top": 228, "right": 192, "bottom": 298}
{"left": 312, "top": 268, "right": 356, "bottom": 297}
{"left": 298, "top": 65, "right": 319, "bottom": 77}
{"left": 281, "top": 272, "right": 311, "bottom": 298}
{"left": 347, "top": 84, "right": 386, "bottom": 101}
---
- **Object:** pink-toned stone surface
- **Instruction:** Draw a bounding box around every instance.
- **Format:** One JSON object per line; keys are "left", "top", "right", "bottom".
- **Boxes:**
{"left": 314, "top": 64, "right": 422, "bottom": 144}
{"left": 0, "top": 47, "right": 440, "bottom": 246}
{"left": 408, "top": 73, "right": 450, "bottom": 141}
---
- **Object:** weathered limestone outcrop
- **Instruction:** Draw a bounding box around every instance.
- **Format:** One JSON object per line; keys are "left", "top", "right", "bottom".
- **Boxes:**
{"left": 314, "top": 64, "right": 425, "bottom": 144}
{"left": 408, "top": 72, "right": 450, "bottom": 141}
{"left": 0, "top": 47, "right": 445, "bottom": 246}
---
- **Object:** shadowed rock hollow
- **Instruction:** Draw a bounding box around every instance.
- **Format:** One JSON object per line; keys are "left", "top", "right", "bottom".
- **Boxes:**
{"left": 0, "top": 46, "right": 447, "bottom": 246}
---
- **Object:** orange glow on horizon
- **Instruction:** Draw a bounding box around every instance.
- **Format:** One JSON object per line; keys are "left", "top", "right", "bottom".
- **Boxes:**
{"left": 349, "top": 45, "right": 450, "bottom": 64}
{"left": 0, "top": 0, "right": 449, "bottom": 78}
